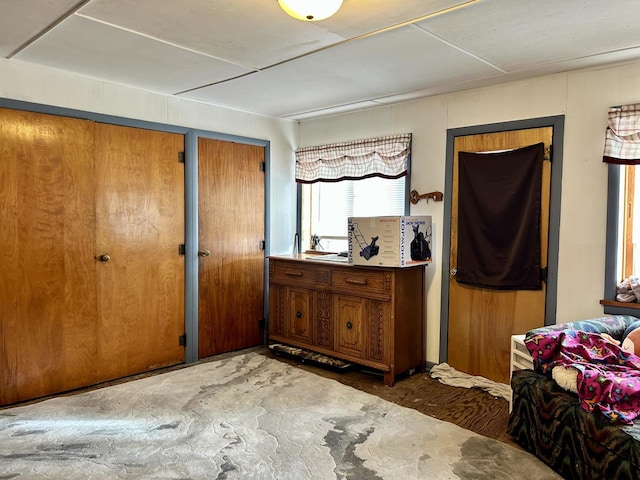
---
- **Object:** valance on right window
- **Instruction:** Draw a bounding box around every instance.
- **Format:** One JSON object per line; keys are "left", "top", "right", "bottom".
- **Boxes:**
{"left": 603, "top": 103, "right": 640, "bottom": 164}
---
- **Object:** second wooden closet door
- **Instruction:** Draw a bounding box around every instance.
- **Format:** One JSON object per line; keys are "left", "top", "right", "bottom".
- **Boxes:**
{"left": 95, "top": 123, "right": 185, "bottom": 379}
{"left": 197, "top": 138, "right": 265, "bottom": 358}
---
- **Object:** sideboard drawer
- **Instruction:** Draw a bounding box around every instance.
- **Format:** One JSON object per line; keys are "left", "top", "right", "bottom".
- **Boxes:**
{"left": 331, "top": 268, "right": 387, "bottom": 296}
{"left": 270, "top": 261, "right": 320, "bottom": 287}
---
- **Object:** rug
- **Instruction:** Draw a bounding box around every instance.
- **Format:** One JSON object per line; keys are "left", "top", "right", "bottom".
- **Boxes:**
{"left": 0, "top": 352, "right": 560, "bottom": 479}
{"left": 429, "top": 362, "right": 512, "bottom": 401}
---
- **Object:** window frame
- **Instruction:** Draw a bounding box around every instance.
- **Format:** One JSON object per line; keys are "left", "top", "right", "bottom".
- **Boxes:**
{"left": 295, "top": 157, "right": 412, "bottom": 254}
{"left": 622, "top": 166, "right": 635, "bottom": 279}
{"left": 603, "top": 163, "right": 640, "bottom": 313}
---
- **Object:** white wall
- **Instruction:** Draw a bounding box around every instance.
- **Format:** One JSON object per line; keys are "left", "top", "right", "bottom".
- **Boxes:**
{"left": 298, "top": 61, "right": 640, "bottom": 363}
{"left": 0, "top": 58, "right": 298, "bottom": 255}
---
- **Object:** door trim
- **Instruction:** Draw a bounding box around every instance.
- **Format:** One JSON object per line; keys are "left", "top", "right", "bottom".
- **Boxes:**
{"left": 439, "top": 115, "right": 565, "bottom": 363}
{"left": 185, "top": 130, "right": 270, "bottom": 363}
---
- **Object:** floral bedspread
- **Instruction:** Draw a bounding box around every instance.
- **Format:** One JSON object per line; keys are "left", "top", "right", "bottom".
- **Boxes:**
{"left": 525, "top": 329, "right": 640, "bottom": 424}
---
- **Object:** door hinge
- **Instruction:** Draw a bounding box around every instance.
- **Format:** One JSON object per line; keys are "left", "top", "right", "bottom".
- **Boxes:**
{"left": 259, "top": 240, "right": 265, "bottom": 251}
{"left": 179, "top": 334, "right": 187, "bottom": 346}
{"left": 259, "top": 318, "right": 266, "bottom": 329}
{"left": 260, "top": 161, "right": 265, "bottom": 172}
{"left": 540, "top": 267, "right": 548, "bottom": 283}
{"left": 178, "top": 152, "right": 185, "bottom": 163}
{"left": 178, "top": 244, "right": 185, "bottom": 255}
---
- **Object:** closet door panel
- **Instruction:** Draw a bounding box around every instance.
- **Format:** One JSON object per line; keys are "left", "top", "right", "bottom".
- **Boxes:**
{"left": 197, "top": 138, "right": 265, "bottom": 358}
{"left": 0, "top": 108, "right": 98, "bottom": 404}
{"left": 94, "top": 123, "right": 184, "bottom": 379}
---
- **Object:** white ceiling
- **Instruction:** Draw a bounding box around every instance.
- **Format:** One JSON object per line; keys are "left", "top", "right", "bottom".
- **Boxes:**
{"left": 2, "top": 0, "right": 640, "bottom": 120}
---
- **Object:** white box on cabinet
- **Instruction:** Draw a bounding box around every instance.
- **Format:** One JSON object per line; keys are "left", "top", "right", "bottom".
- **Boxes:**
{"left": 348, "top": 215, "right": 432, "bottom": 267}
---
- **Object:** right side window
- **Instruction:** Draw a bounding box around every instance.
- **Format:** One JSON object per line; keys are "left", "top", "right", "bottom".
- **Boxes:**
{"left": 620, "top": 165, "right": 639, "bottom": 280}
{"left": 602, "top": 104, "right": 640, "bottom": 310}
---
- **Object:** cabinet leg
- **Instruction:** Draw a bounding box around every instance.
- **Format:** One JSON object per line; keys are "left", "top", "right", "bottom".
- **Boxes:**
{"left": 383, "top": 371, "right": 395, "bottom": 387}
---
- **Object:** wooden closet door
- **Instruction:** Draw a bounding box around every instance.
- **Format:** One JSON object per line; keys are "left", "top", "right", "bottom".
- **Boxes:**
{"left": 198, "top": 138, "right": 265, "bottom": 358}
{"left": 0, "top": 108, "right": 98, "bottom": 405}
{"left": 94, "top": 123, "right": 185, "bottom": 379}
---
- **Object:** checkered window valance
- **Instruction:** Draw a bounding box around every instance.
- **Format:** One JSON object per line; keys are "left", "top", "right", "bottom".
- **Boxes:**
{"left": 603, "top": 104, "right": 640, "bottom": 164}
{"left": 295, "top": 133, "right": 411, "bottom": 183}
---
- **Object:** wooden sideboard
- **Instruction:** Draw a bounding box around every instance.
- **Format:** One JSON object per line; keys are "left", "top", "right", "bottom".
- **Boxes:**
{"left": 268, "top": 255, "right": 425, "bottom": 386}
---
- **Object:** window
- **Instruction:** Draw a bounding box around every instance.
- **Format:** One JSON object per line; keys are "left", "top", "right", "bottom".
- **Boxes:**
{"left": 300, "top": 176, "right": 406, "bottom": 253}
{"left": 603, "top": 104, "right": 640, "bottom": 311}
{"left": 295, "top": 133, "right": 412, "bottom": 253}
{"left": 604, "top": 164, "right": 640, "bottom": 310}
{"left": 610, "top": 165, "right": 640, "bottom": 283}
{"left": 620, "top": 165, "right": 637, "bottom": 279}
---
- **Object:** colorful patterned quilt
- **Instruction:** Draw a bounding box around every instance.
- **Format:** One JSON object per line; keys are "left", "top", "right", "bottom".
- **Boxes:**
{"left": 525, "top": 329, "right": 640, "bottom": 424}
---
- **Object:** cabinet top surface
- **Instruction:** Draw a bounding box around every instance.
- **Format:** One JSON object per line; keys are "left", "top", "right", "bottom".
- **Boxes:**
{"left": 268, "top": 254, "right": 426, "bottom": 271}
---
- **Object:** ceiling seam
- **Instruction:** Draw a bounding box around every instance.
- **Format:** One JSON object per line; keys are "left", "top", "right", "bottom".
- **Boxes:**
{"left": 409, "top": 24, "right": 508, "bottom": 74}
{"left": 174, "top": 0, "right": 482, "bottom": 96}
{"left": 74, "top": 13, "right": 260, "bottom": 72}
{"left": 7, "top": 0, "right": 92, "bottom": 59}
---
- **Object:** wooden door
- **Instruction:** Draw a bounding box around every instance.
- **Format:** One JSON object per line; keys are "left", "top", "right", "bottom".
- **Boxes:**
{"left": 0, "top": 108, "right": 98, "bottom": 404}
{"left": 94, "top": 123, "right": 185, "bottom": 379}
{"left": 448, "top": 127, "right": 552, "bottom": 384}
{"left": 197, "top": 138, "right": 265, "bottom": 358}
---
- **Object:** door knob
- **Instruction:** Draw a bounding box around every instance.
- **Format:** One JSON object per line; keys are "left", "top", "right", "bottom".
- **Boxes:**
{"left": 198, "top": 249, "right": 211, "bottom": 257}
{"left": 450, "top": 267, "right": 457, "bottom": 276}
{"left": 98, "top": 254, "right": 111, "bottom": 262}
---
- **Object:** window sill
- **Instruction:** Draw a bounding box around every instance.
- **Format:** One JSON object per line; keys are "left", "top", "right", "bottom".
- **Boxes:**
{"left": 600, "top": 299, "right": 640, "bottom": 309}
{"left": 600, "top": 299, "right": 640, "bottom": 317}
{"left": 303, "top": 250, "right": 339, "bottom": 256}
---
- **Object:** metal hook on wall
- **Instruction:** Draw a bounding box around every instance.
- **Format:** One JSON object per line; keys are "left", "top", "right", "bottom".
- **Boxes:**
{"left": 409, "top": 190, "right": 443, "bottom": 204}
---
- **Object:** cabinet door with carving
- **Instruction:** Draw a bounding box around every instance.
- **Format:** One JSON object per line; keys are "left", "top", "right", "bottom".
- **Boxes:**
{"left": 334, "top": 294, "right": 365, "bottom": 358}
{"left": 288, "top": 287, "right": 312, "bottom": 344}
{"left": 313, "top": 291, "right": 333, "bottom": 350}
{"left": 365, "top": 299, "right": 386, "bottom": 363}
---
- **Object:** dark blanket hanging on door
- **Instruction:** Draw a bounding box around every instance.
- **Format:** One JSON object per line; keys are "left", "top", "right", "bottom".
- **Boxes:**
{"left": 456, "top": 142, "right": 544, "bottom": 290}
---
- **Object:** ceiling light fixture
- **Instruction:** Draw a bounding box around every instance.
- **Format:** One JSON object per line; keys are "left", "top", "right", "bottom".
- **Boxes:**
{"left": 278, "top": 0, "right": 343, "bottom": 21}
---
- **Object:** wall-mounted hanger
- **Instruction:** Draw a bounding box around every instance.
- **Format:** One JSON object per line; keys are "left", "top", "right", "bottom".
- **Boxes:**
{"left": 409, "top": 190, "right": 443, "bottom": 204}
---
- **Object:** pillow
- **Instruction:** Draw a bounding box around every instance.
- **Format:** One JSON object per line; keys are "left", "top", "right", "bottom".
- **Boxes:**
{"left": 600, "top": 332, "right": 620, "bottom": 345}
{"left": 621, "top": 320, "right": 640, "bottom": 355}
{"left": 552, "top": 366, "right": 578, "bottom": 393}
